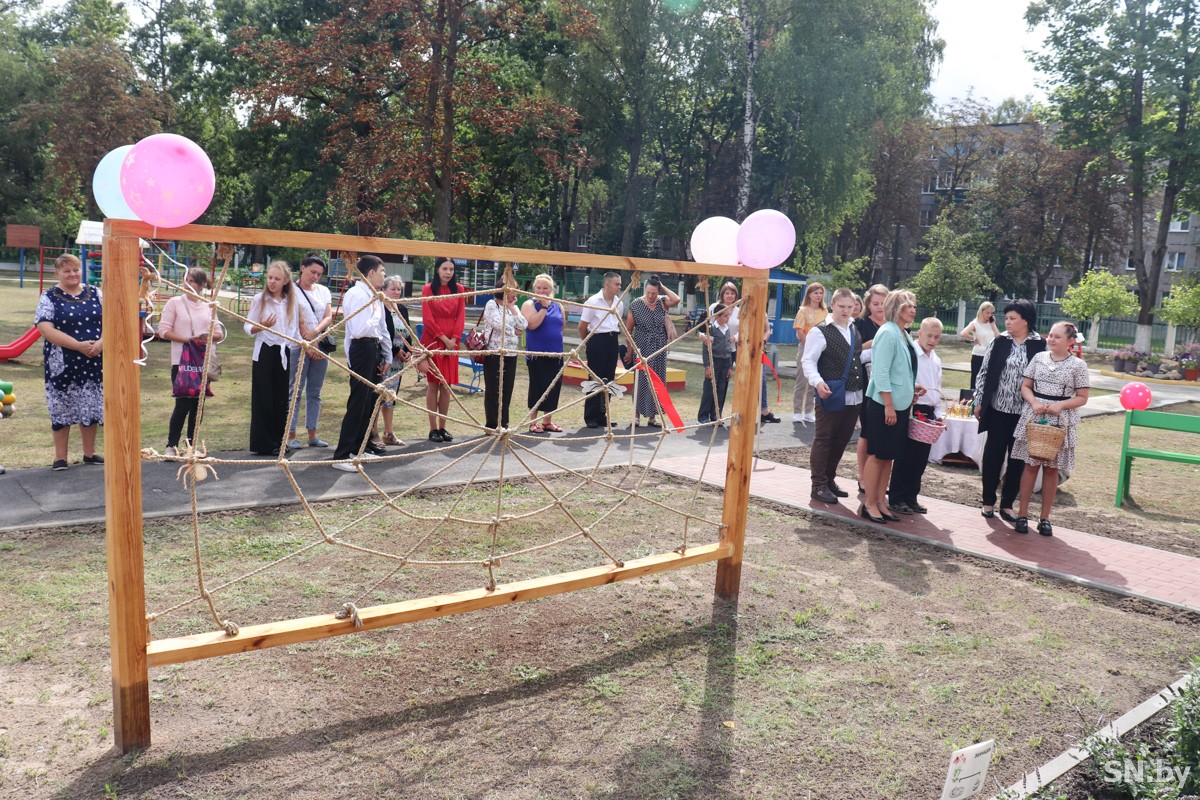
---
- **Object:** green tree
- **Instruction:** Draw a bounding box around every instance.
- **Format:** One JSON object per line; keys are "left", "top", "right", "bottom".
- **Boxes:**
{"left": 1060, "top": 269, "right": 1139, "bottom": 349}
{"left": 905, "top": 220, "right": 997, "bottom": 309}
{"left": 1030, "top": 0, "right": 1200, "bottom": 350}
{"left": 1160, "top": 276, "right": 1200, "bottom": 330}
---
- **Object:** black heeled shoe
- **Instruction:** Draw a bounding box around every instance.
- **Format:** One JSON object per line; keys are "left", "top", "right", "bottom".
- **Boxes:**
{"left": 858, "top": 504, "right": 887, "bottom": 524}
{"left": 1000, "top": 508, "right": 1018, "bottom": 524}
{"left": 881, "top": 510, "right": 902, "bottom": 522}
{"left": 981, "top": 507, "right": 995, "bottom": 519}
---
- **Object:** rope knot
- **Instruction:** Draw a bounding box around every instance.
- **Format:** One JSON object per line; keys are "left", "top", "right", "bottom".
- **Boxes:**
{"left": 336, "top": 602, "right": 364, "bottom": 628}
{"left": 221, "top": 619, "right": 239, "bottom": 636}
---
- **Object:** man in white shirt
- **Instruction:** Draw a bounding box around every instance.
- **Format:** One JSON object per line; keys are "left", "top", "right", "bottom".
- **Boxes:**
{"left": 332, "top": 256, "right": 391, "bottom": 468}
{"left": 888, "top": 317, "right": 945, "bottom": 514}
{"left": 578, "top": 272, "right": 624, "bottom": 428}
{"left": 801, "top": 288, "right": 864, "bottom": 504}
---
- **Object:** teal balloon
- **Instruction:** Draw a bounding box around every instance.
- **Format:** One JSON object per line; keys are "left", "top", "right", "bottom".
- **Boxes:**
{"left": 92, "top": 145, "right": 140, "bottom": 220}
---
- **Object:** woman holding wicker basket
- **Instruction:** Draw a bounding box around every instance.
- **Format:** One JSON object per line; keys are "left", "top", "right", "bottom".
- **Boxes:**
{"left": 1010, "top": 321, "right": 1090, "bottom": 536}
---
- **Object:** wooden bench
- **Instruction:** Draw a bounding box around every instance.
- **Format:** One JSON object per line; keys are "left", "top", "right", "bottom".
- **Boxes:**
{"left": 1115, "top": 409, "right": 1200, "bottom": 507}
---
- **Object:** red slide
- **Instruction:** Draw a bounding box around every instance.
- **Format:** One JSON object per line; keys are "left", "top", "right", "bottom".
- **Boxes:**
{"left": 0, "top": 326, "right": 42, "bottom": 361}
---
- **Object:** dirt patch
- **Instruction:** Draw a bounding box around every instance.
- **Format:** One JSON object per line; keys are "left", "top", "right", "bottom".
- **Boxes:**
{"left": 1, "top": 471, "right": 1199, "bottom": 799}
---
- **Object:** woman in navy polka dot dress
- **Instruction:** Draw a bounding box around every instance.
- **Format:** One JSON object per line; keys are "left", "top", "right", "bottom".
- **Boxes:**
{"left": 34, "top": 254, "right": 104, "bottom": 471}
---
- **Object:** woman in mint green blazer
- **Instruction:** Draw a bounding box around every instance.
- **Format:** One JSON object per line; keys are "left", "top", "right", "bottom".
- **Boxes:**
{"left": 860, "top": 289, "right": 921, "bottom": 523}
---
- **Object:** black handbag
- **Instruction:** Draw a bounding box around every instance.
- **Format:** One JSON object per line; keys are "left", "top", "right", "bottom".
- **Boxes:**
{"left": 814, "top": 326, "right": 857, "bottom": 414}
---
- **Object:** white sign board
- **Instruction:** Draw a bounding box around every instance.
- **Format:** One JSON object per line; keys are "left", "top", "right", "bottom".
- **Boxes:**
{"left": 940, "top": 739, "right": 994, "bottom": 800}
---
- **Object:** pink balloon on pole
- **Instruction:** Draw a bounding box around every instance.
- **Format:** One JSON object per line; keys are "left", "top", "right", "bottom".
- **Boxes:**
{"left": 1119, "top": 382, "right": 1152, "bottom": 411}
{"left": 736, "top": 209, "right": 796, "bottom": 269}
{"left": 689, "top": 216, "right": 741, "bottom": 265}
{"left": 120, "top": 134, "right": 215, "bottom": 228}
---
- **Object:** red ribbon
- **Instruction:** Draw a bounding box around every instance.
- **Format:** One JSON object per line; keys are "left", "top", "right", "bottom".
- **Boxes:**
{"left": 761, "top": 353, "right": 782, "bottom": 402}
{"left": 633, "top": 361, "right": 685, "bottom": 432}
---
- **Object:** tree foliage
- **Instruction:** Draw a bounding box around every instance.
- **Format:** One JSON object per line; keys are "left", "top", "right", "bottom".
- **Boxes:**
{"left": 1060, "top": 269, "right": 1139, "bottom": 321}
{"left": 905, "top": 220, "right": 997, "bottom": 307}
{"left": 1160, "top": 276, "right": 1200, "bottom": 329}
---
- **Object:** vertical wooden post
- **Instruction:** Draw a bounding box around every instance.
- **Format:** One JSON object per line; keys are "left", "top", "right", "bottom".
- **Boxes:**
{"left": 716, "top": 271, "right": 768, "bottom": 599}
{"left": 103, "top": 220, "right": 151, "bottom": 752}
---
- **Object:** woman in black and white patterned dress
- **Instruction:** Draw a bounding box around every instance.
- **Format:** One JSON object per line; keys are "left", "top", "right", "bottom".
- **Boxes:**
{"left": 34, "top": 254, "right": 104, "bottom": 471}
{"left": 1011, "top": 321, "right": 1090, "bottom": 536}
{"left": 625, "top": 276, "right": 680, "bottom": 427}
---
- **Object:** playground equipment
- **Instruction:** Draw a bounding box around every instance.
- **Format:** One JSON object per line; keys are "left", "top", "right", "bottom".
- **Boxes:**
{"left": 0, "top": 379, "right": 15, "bottom": 418}
{"left": 100, "top": 219, "right": 765, "bottom": 753}
{"left": 0, "top": 327, "right": 40, "bottom": 362}
{"left": 1115, "top": 409, "right": 1200, "bottom": 507}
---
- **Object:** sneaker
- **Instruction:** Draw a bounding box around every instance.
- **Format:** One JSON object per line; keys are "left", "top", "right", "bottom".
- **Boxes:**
{"left": 792, "top": 412, "right": 806, "bottom": 423}
{"left": 889, "top": 501, "right": 914, "bottom": 515}
{"left": 83, "top": 454, "right": 104, "bottom": 465}
{"left": 359, "top": 451, "right": 381, "bottom": 459}
{"left": 909, "top": 501, "right": 928, "bottom": 514}
{"left": 52, "top": 459, "right": 68, "bottom": 471}
{"left": 364, "top": 443, "right": 387, "bottom": 457}
{"left": 164, "top": 446, "right": 179, "bottom": 457}
{"left": 331, "top": 462, "right": 358, "bottom": 473}
{"left": 761, "top": 412, "right": 781, "bottom": 423}
{"left": 285, "top": 439, "right": 303, "bottom": 450}
{"left": 308, "top": 438, "right": 330, "bottom": 448}
{"left": 829, "top": 482, "right": 849, "bottom": 498}
{"left": 803, "top": 412, "right": 817, "bottom": 423}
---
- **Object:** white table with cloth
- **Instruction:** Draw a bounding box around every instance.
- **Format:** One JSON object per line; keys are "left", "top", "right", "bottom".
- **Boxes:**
{"left": 928, "top": 416, "right": 985, "bottom": 468}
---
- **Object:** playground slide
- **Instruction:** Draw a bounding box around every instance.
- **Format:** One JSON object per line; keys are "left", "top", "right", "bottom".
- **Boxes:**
{"left": 0, "top": 326, "right": 41, "bottom": 361}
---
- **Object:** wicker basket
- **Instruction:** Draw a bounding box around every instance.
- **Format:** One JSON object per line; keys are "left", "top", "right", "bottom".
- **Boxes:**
{"left": 1025, "top": 419, "right": 1066, "bottom": 461}
{"left": 908, "top": 416, "right": 946, "bottom": 445}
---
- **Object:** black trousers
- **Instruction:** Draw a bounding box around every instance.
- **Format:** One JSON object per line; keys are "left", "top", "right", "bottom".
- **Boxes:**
{"left": 168, "top": 365, "right": 199, "bottom": 448}
{"left": 527, "top": 356, "right": 562, "bottom": 414}
{"left": 249, "top": 345, "right": 290, "bottom": 455}
{"left": 697, "top": 357, "right": 731, "bottom": 423}
{"left": 970, "top": 354, "right": 984, "bottom": 391}
{"left": 889, "top": 404, "right": 935, "bottom": 505}
{"left": 484, "top": 354, "right": 518, "bottom": 429}
{"left": 334, "top": 338, "right": 382, "bottom": 460}
{"left": 810, "top": 401, "right": 861, "bottom": 491}
{"left": 980, "top": 408, "right": 1023, "bottom": 509}
{"left": 584, "top": 332, "right": 619, "bottom": 426}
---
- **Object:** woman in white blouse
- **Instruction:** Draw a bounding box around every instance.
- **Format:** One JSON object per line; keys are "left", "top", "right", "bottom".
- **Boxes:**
{"left": 244, "top": 261, "right": 313, "bottom": 455}
{"left": 157, "top": 267, "right": 225, "bottom": 456}
{"left": 961, "top": 301, "right": 999, "bottom": 391}
{"left": 287, "top": 254, "right": 334, "bottom": 450}
{"left": 481, "top": 277, "right": 528, "bottom": 431}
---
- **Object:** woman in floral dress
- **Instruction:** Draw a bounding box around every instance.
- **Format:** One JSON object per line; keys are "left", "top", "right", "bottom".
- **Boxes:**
{"left": 1011, "top": 321, "right": 1090, "bottom": 536}
{"left": 34, "top": 254, "right": 104, "bottom": 471}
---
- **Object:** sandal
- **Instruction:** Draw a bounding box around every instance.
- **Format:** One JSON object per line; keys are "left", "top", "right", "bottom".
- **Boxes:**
{"left": 529, "top": 423, "right": 545, "bottom": 434}
{"left": 543, "top": 423, "right": 563, "bottom": 433}
{"left": 381, "top": 432, "right": 403, "bottom": 446}
{"left": 646, "top": 419, "right": 662, "bottom": 428}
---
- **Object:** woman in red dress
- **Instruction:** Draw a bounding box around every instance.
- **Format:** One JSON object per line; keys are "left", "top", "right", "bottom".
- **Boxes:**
{"left": 420, "top": 258, "right": 466, "bottom": 441}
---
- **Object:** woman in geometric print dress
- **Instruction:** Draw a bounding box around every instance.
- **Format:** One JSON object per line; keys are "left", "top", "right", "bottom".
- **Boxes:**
{"left": 34, "top": 253, "right": 104, "bottom": 471}
{"left": 624, "top": 275, "right": 680, "bottom": 427}
{"left": 1010, "top": 321, "right": 1090, "bottom": 537}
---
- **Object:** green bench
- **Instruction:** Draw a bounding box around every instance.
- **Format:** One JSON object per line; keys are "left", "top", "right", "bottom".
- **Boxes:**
{"left": 1115, "top": 409, "right": 1200, "bottom": 507}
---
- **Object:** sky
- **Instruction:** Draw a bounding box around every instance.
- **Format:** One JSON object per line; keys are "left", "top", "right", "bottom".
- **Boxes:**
{"left": 929, "top": 0, "right": 1050, "bottom": 107}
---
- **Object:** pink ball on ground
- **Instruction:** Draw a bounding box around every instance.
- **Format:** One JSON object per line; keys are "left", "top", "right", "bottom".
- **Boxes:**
{"left": 120, "top": 133, "right": 215, "bottom": 229}
{"left": 1119, "top": 381, "right": 1152, "bottom": 411}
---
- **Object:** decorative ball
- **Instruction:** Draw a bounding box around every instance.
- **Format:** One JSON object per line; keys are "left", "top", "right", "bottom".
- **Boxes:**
{"left": 2, "top": 393, "right": 13, "bottom": 404}
{"left": 1119, "top": 381, "right": 1152, "bottom": 411}
{"left": 1, "top": 404, "right": 13, "bottom": 418}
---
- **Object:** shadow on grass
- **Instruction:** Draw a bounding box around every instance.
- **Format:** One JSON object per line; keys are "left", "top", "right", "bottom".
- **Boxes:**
{"left": 65, "top": 598, "right": 742, "bottom": 799}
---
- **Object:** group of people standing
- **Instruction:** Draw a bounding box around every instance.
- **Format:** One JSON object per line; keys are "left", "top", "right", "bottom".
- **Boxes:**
{"left": 800, "top": 287, "right": 1089, "bottom": 536}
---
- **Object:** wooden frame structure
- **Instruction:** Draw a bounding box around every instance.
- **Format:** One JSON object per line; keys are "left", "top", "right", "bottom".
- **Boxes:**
{"left": 102, "top": 219, "right": 767, "bottom": 752}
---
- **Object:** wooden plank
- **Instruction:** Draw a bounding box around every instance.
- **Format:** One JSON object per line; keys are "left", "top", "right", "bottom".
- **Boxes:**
{"left": 715, "top": 271, "right": 769, "bottom": 599}
{"left": 105, "top": 220, "right": 751, "bottom": 280}
{"left": 102, "top": 222, "right": 152, "bottom": 751}
{"left": 147, "top": 542, "right": 732, "bottom": 666}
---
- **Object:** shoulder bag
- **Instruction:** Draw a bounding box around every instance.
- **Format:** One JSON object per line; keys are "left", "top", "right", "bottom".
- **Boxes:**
{"left": 180, "top": 297, "right": 222, "bottom": 381}
{"left": 300, "top": 286, "right": 336, "bottom": 354}
{"left": 814, "top": 325, "right": 857, "bottom": 414}
{"left": 464, "top": 306, "right": 491, "bottom": 364}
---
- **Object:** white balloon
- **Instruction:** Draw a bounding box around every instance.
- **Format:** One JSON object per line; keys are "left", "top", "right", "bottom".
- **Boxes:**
{"left": 689, "top": 216, "right": 741, "bottom": 265}
{"left": 92, "top": 145, "right": 140, "bottom": 220}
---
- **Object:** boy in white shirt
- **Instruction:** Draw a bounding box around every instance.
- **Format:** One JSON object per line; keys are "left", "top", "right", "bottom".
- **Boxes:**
{"left": 887, "top": 318, "right": 945, "bottom": 514}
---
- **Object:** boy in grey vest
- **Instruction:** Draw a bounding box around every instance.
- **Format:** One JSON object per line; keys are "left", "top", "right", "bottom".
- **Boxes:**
{"left": 698, "top": 304, "right": 733, "bottom": 425}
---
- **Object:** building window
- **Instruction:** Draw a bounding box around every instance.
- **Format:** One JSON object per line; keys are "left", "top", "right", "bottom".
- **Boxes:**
{"left": 921, "top": 174, "right": 937, "bottom": 194}
{"left": 1044, "top": 284, "right": 1064, "bottom": 302}
{"left": 937, "top": 171, "right": 956, "bottom": 190}
{"left": 1169, "top": 214, "right": 1191, "bottom": 233}
{"left": 576, "top": 233, "right": 590, "bottom": 250}
{"left": 1126, "top": 258, "right": 1136, "bottom": 271}
{"left": 1165, "top": 251, "right": 1186, "bottom": 271}
{"left": 919, "top": 209, "right": 937, "bottom": 228}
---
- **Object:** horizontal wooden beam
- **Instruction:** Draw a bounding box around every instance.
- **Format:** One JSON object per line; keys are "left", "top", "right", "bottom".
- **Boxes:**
{"left": 106, "top": 220, "right": 752, "bottom": 280}
{"left": 147, "top": 541, "right": 731, "bottom": 667}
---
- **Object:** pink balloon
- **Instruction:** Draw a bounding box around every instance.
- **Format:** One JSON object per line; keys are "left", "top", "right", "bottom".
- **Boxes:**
{"left": 120, "top": 134, "right": 215, "bottom": 228}
{"left": 689, "top": 216, "right": 741, "bottom": 265}
{"left": 736, "top": 209, "right": 796, "bottom": 269}
{"left": 1119, "top": 381, "right": 1152, "bottom": 411}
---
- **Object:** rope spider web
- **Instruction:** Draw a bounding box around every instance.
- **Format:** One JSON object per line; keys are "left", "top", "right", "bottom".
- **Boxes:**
{"left": 137, "top": 247, "right": 745, "bottom": 639}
